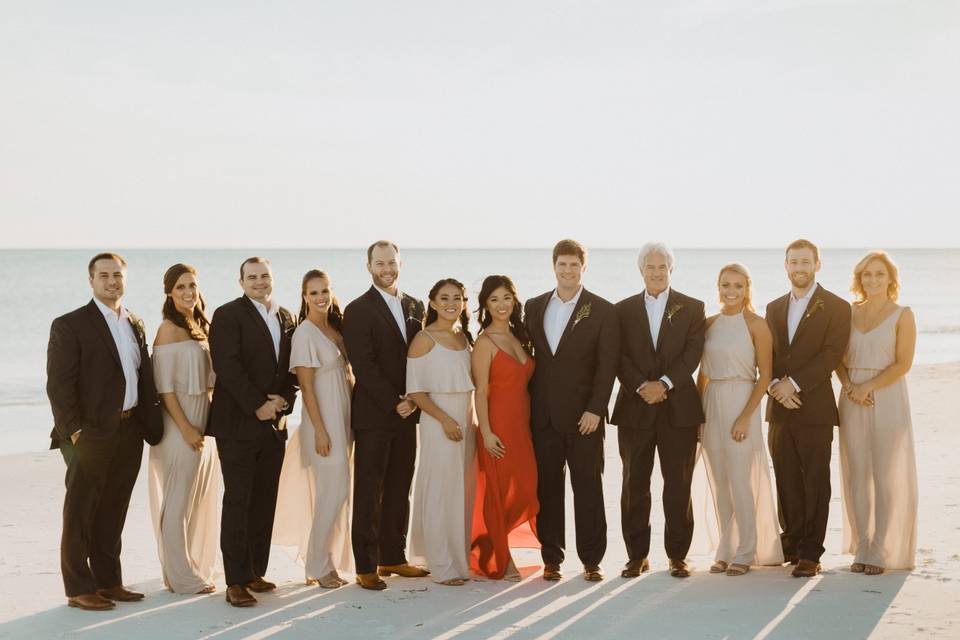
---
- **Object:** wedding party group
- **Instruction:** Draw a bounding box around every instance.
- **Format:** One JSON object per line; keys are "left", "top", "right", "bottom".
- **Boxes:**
{"left": 44, "top": 238, "right": 918, "bottom": 612}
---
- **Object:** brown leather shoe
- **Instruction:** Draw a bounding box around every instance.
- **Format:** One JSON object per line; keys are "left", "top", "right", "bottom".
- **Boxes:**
{"left": 791, "top": 559, "right": 821, "bottom": 578}
{"left": 377, "top": 564, "right": 430, "bottom": 578}
{"left": 225, "top": 585, "right": 257, "bottom": 607}
{"left": 584, "top": 565, "right": 603, "bottom": 582}
{"left": 542, "top": 564, "right": 562, "bottom": 581}
{"left": 96, "top": 586, "right": 144, "bottom": 602}
{"left": 621, "top": 558, "right": 650, "bottom": 578}
{"left": 67, "top": 593, "right": 116, "bottom": 611}
{"left": 356, "top": 572, "right": 388, "bottom": 590}
{"left": 245, "top": 577, "right": 277, "bottom": 593}
{"left": 669, "top": 558, "right": 691, "bottom": 578}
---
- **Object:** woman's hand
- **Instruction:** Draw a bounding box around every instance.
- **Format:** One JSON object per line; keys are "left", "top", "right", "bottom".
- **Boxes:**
{"left": 314, "top": 427, "right": 332, "bottom": 456}
{"left": 180, "top": 425, "right": 204, "bottom": 452}
{"left": 441, "top": 417, "right": 464, "bottom": 442}
{"left": 730, "top": 416, "right": 750, "bottom": 442}
{"left": 847, "top": 383, "right": 875, "bottom": 406}
{"left": 482, "top": 430, "right": 506, "bottom": 459}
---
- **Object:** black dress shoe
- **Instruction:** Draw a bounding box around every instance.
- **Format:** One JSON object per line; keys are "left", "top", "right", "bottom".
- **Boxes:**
{"left": 583, "top": 566, "right": 603, "bottom": 582}
{"left": 543, "top": 564, "right": 562, "bottom": 581}
{"left": 669, "top": 558, "right": 691, "bottom": 578}
{"left": 621, "top": 558, "right": 650, "bottom": 578}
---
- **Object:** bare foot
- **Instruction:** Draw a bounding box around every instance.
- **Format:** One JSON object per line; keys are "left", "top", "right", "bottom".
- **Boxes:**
{"left": 503, "top": 557, "right": 521, "bottom": 582}
{"left": 850, "top": 562, "right": 865, "bottom": 573}
{"left": 710, "top": 561, "right": 728, "bottom": 574}
{"left": 864, "top": 564, "right": 885, "bottom": 575}
{"left": 440, "top": 578, "right": 467, "bottom": 586}
{"left": 318, "top": 571, "right": 344, "bottom": 588}
{"left": 196, "top": 584, "right": 216, "bottom": 594}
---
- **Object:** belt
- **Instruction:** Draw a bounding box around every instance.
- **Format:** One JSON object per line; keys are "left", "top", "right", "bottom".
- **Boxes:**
{"left": 120, "top": 409, "right": 135, "bottom": 420}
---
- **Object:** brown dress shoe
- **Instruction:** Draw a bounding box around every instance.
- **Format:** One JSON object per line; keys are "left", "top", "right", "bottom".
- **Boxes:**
{"left": 542, "top": 564, "right": 562, "bottom": 581}
{"left": 67, "top": 593, "right": 116, "bottom": 611}
{"left": 245, "top": 577, "right": 277, "bottom": 593}
{"left": 791, "top": 559, "right": 821, "bottom": 578}
{"left": 621, "top": 558, "right": 650, "bottom": 578}
{"left": 584, "top": 566, "right": 604, "bottom": 582}
{"left": 96, "top": 585, "right": 144, "bottom": 602}
{"left": 356, "top": 573, "right": 388, "bottom": 590}
{"left": 669, "top": 558, "right": 691, "bottom": 578}
{"left": 377, "top": 564, "right": 430, "bottom": 578}
{"left": 225, "top": 585, "right": 257, "bottom": 607}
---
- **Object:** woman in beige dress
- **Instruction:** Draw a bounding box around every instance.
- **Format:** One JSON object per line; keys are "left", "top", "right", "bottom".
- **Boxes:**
{"left": 837, "top": 250, "right": 918, "bottom": 574}
{"left": 274, "top": 270, "right": 353, "bottom": 588}
{"left": 148, "top": 263, "right": 220, "bottom": 594}
{"left": 406, "top": 278, "right": 477, "bottom": 586}
{"left": 698, "top": 263, "right": 783, "bottom": 576}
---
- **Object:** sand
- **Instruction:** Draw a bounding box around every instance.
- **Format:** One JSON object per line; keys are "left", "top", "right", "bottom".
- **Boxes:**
{"left": 1, "top": 363, "right": 958, "bottom": 639}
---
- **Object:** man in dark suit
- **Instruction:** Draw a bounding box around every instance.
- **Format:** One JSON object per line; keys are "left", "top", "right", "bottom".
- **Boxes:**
{"left": 524, "top": 239, "right": 619, "bottom": 582}
{"left": 343, "top": 240, "right": 427, "bottom": 590}
{"left": 612, "top": 242, "right": 706, "bottom": 579}
{"left": 765, "top": 239, "right": 851, "bottom": 578}
{"left": 208, "top": 257, "right": 298, "bottom": 607}
{"left": 46, "top": 252, "right": 163, "bottom": 611}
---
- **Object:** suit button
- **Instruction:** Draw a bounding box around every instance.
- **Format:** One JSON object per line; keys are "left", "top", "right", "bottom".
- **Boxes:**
{"left": 786, "top": 355, "right": 791, "bottom": 360}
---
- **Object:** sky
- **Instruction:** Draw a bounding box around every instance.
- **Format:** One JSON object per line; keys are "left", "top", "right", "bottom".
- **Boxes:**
{"left": 1, "top": 1, "right": 958, "bottom": 248}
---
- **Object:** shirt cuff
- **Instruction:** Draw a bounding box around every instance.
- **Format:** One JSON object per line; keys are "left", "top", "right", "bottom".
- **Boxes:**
{"left": 767, "top": 378, "right": 779, "bottom": 392}
{"left": 659, "top": 375, "right": 674, "bottom": 391}
{"left": 787, "top": 376, "right": 801, "bottom": 393}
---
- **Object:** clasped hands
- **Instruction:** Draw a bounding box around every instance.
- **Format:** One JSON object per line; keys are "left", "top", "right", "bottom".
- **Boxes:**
{"left": 842, "top": 382, "right": 875, "bottom": 406}
{"left": 637, "top": 380, "right": 668, "bottom": 405}
{"left": 255, "top": 394, "right": 289, "bottom": 421}
{"left": 769, "top": 379, "right": 802, "bottom": 410}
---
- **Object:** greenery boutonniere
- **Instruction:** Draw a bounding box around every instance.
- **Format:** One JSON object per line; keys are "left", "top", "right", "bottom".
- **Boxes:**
{"left": 666, "top": 303, "right": 684, "bottom": 325}
{"left": 130, "top": 316, "right": 146, "bottom": 345}
{"left": 805, "top": 298, "right": 825, "bottom": 320}
{"left": 573, "top": 302, "right": 592, "bottom": 328}
{"left": 406, "top": 300, "right": 422, "bottom": 323}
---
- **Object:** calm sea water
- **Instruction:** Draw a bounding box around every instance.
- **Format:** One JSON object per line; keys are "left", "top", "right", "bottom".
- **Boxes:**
{"left": 2, "top": 248, "right": 957, "bottom": 454}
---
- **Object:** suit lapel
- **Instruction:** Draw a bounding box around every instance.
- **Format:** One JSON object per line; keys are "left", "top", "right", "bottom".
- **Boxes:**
{"left": 401, "top": 293, "right": 423, "bottom": 346}
{"left": 767, "top": 294, "right": 790, "bottom": 350}
{"left": 553, "top": 289, "right": 591, "bottom": 357}
{"left": 368, "top": 286, "right": 406, "bottom": 345}
{"left": 791, "top": 285, "right": 822, "bottom": 346}
{"left": 241, "top": 296, "right": 278, "bottom": 365}
{"left": 85, "top": 300, "right": 121, "bottom": 366}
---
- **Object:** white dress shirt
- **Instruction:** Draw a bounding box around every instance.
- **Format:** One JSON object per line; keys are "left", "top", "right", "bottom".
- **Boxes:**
{"left": 93, "top": 297, "right": 141, "bottom": 411}
{"left": 376, "top": 285, "right": 407, "bottom": 342}
{"left": 544, "top": 287, "right": 583, "bottom": 354}
{"left": 249, "top": 296, "right": 282, "bottom": 359}
{"left": 787, "top": 282, "right": 818, "bottom": 344}
{"left": 643, "top": 287, "right": 674, "bottom": 390}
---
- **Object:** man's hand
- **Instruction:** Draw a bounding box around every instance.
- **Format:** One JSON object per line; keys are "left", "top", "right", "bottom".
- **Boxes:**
{"left": 256, "top": 400, "right": 278, "bottom": 421}
{"left": 638, "top": 380, "right": 668, "bottom": 405}
{"left": 769, "top": 379, "right": 798, "bottom": 403}
{"left": 578, "top": 411, "right": 601, "bottom": 435}
{"left": 395, "top": 397, "right": 416, "bottom": 419}
{"left": 70, "top": 430, "right": 81, "bottom": 445}
{"left": 267, "top": 393, "right": 288, "bottom": 413}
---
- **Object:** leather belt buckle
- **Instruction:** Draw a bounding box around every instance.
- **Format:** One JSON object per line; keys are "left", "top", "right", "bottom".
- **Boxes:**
{"left": 120, "top": 409, "right": 134, "bottom": 420}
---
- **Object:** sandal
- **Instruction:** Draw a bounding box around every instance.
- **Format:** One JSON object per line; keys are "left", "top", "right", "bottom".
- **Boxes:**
{"left": 850, "top": 563, "right": 865, "bottom": 573}
{"left": 725, "top": 564, "right": 750, "bottom": 576}
{"left": 440, "top": 578, "right": 466, "bottom": 586}
{"left": 196, "top": 584, "right": 216, "bottom": 594}
{"left": 864, "top": 565, "right": 885, "bottom": 575}
{"left": 709, "top": 561, "right": 729, "bottom": 574}
{"left": 318, "top": 571, "right": 345, "bottom": 589}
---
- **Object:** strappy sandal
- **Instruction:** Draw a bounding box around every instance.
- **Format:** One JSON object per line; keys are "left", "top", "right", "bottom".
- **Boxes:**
{"left": 318, "top": 571, "right": 345, "bottom": 588}
{"left": 850, "top": 563, "right": 865, "bottom": 573}
{"left": 710, "top": 561, "right": 729, "bottom": 574}
{"left": 725, "top": 564, "right": 750, "bottom": 576}
{"left": 864, "top": 565, "right": 885, "bottom": 575}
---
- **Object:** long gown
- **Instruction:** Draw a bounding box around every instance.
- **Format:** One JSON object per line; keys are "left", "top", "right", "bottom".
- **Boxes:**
{"left": 406, "top": 334, "right": 477, "bottom": 583}
{"left": 148, "top": 339, "right": 220, "bottom": 594}
{"left": 839, "top": 306, "right": 918, "bottom": 569}
{"left": 273, "top": 321, "right": 353, "bottom": 580}
{"left": 471, "top": 347, "right": 540, "bottom": 579}
{"left": 701, "top": 312, "right": 783, "bottom": 567}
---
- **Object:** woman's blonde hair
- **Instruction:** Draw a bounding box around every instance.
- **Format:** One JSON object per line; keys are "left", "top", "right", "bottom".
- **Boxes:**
{"left": 851, "top": 250, "right": 900, "bottom": 302}
{"left": 717, "top": 262, "right": 754, "bottom": 312}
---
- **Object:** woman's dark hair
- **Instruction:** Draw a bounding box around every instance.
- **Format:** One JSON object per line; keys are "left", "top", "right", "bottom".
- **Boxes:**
{"left": 162, "top": 263, "right": 210, "bottom": 340}
{"left": 476, "top": 275, "right": 532, "bottom": 355}
{"left": 298, "top": 269, "right": 343, "bottom": 332}
{"left": 425, "top": 278, "right": 474, "bottom": 346}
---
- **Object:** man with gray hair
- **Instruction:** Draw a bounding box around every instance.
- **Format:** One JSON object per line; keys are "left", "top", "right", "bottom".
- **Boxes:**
{"left": 611, "top": 242, "right": 706, "bottom": 578}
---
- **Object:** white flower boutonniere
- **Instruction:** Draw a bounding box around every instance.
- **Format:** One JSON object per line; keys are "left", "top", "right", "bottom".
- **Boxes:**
{"left": 130, "top": 317, "right": 146, "bottom": 345}
{"left": 573, "top": 302, "right": 592, "bottom": 328}
{"left": 805, "top": 298, "right": 825, "bottom": 320}
{"left": 666, "top": 303, "right": 684, "bottom": 325}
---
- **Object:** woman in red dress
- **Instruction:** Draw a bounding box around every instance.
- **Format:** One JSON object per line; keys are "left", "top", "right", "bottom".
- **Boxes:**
{"left": 470, "top": 275, "right": 540, "bottom": 580}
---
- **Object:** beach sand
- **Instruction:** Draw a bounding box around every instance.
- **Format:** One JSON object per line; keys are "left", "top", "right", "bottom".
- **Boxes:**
{"left": 1, "top": 363, "right": 958, "bottom": 639}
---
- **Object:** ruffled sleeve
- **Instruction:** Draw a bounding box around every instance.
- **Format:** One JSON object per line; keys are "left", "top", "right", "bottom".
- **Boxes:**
{"left": 152, "top": 344, "right": 176, "bottom": 394}
{"left": 406, "top": 355, "right": 431, "bottom": 394}
{"left": 289, "top": 324, "right": 324, "bottom": 372}
{"left": 406, "top": 348, "right": 474, "bottom": 394}
{"left": 151, "top": 341, "right": 210, "bottom": 395}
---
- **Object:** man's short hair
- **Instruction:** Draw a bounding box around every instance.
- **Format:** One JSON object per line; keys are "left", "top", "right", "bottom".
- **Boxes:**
{"left": 87, "top": 252, "right": 127, "bottom": 277}
{"left": 240, "top": 256, "right": 271, "bottom": 279}
{"left": 367, "top": 240, "right": 400, "bottom": 264}
{"left": 785, "top": 238, "right": 820, "bottom": 262}
{"left": 637, "top": 242, "right": 675, "bottom": 270}
{"left": 552, "top": 239, "right": 587, "bottom": 264}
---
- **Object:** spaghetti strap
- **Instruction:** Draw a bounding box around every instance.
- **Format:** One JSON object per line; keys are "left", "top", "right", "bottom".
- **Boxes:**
{"left": 423, "top": 330, "right": 440, "bottom": 344}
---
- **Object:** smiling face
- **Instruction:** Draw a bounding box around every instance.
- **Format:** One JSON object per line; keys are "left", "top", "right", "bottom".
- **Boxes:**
{"left": 641, "top": 251, "right": 672, "bottom": 296}
{"left": 241, "top": 260, "right": 273, "bottom": 304}
{"left": 303, "top": 275, "right": 333, "bottom": 319}
{"left": 368, "top": 244, "right": 401, "bottom": 291}
{"left": 553, "top": 254, "right": 584, "bottom": 291}
{"left": 718, "top": 270, "right": 748, "bottom": 313}
{"left": 170, "top": 272, "right": 200, "bottom": 316}
{"left": 859, "top": 259, "right": 891, "bottom": 300}
{"left": 484, "top": 285, "right": 516, "bottom": 325}
{"left": 785, "top": 247, "right": 820, "bottom": 292}
{"left": 89, "top": 257, "right": 126, "bottom": 307}
{"left": 430, "top": 283, "right": 466, "bottom": 323}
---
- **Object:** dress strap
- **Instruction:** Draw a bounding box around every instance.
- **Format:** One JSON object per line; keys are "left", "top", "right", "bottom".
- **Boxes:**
{"left": 423, "top": 330, "right": 440, "bottom": 344}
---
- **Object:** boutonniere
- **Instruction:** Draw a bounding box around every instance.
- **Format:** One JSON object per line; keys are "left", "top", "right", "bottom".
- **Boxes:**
{"left": 406, "top": 300, "right": 422, "bottom": 323}
{"left": 805, "top": 298, "right": 825, "bottom": 320}
{"left": 572, "top": 302, "right": 592, "bottom": 328}
{"left": 666, "top": 303, "right": 684, "bottom": 325}
{"left": 130, "top": 316, "right": 146, "bottom": 345}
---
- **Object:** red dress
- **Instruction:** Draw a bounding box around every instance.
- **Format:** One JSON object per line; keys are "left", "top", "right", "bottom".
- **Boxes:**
{"left": 470, "top": 349, "right": 540, "bottom": 578}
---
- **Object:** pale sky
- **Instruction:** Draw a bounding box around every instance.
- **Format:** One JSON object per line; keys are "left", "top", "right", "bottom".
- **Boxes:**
{"left": 2, "top": 1, "right": 958, "bottom": 248}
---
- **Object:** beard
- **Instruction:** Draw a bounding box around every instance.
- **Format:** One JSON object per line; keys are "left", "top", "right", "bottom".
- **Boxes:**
{"left": 788, "top": 271, "right": 814, "bottom": 289}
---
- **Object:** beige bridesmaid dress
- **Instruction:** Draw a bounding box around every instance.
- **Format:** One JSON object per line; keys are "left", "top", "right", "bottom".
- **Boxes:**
{"left": 148, "top": 339, "right": 220, "bottom": 594}
{"left": 839, "top": 306, "right": 918, "bottom": 569}
{"left": 701, "top": 312, "right": 783, "bottom": 567}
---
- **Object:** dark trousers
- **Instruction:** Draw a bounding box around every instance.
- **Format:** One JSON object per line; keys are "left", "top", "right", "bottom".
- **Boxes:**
{"left": 60, "top": 420, "right": 143, "bottom": 597}
{"left": 532, "top": 423, "right": 606, "bottom": 567}
{"left": 617, "top": 414, "right": 699, "bottom": 562}
{"left": 352, "top": 426, "right": 417, "bottom": 574}
{"left": 768, "top": 421, "right": 833, "bottom": 562}
{"left": 217, "top": 429, "right": 285, "bottom": 586}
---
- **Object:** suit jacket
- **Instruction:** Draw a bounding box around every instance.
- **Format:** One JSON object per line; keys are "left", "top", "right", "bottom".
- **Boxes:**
{"left": 46, "top": 300, "right": 163, "bottom": 448}
{"left": 611, "top": 289, "right": 706, "bottom": 429}
{"left": 523, "top": 288, "right": 619, "bottom": 433}
{"left": 764, "top": 284, "right": 851, "bottom": 426}
{"left": 343, "top": 285, "right": 424, "bottom": 432}
{"left": 207, "top": 296, "right": 298, "bottom": 441}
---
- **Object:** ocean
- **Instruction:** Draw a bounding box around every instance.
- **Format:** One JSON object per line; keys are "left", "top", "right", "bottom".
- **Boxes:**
{"left": 2, "top": 248, "right": 957, "bottom": 455}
